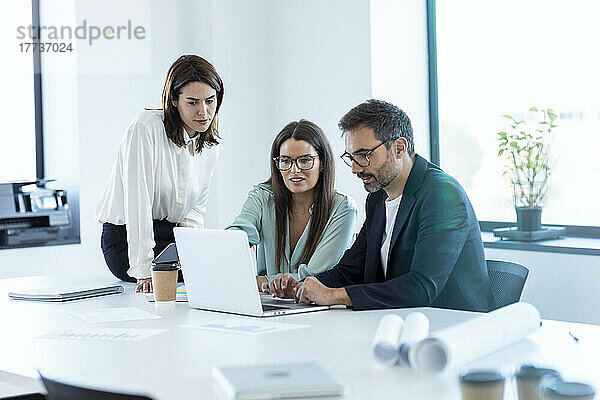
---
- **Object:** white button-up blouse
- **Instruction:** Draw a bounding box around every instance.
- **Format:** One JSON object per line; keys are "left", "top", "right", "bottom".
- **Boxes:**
{"left": 96, "top": 110, "right": 218, "bottom": 279}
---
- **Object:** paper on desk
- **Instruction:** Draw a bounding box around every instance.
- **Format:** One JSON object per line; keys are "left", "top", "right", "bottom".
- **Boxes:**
{"left": 37, "top": 328, "right": 168, "bottom": 342}
{"left": 186, "top": 319, "right": 308, "bottom": 335}
{"left": 71, "top": 307, "right": 162, "bottom": 323}
{"left": 372, "top": 314, "right": 404, "bottom": 366}
{"left": 398, "top": 312, "right": 430, "bottom": 365}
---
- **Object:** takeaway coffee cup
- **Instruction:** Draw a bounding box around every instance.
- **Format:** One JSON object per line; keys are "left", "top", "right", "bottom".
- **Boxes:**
{"left": 515, "top": 364, "right": 561, "bottom": 400}
{"left": 151, "top": 263, "right": 179, "bottom": 302}
{"left": 459, "top": 370, "right": 505, "bottom": 400}
{"left": 538, "top": 376, "right": 596, "bottom": 400}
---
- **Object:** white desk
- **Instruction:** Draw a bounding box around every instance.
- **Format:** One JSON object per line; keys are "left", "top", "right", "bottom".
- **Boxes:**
{"left": 1, "top": 275, "right": 599, "bottom": 400}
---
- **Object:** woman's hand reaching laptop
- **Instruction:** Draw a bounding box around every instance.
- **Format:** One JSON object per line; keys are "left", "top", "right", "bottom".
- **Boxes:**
{"left": 260, "top": 273, "right": 299, "bottom": 299}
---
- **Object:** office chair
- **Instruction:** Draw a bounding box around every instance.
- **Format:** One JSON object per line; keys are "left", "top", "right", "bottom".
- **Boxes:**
{"left": 40, "top": 373, "right": 154, "bottom": 400}
{"left": 486, "top": 259, "right": 529, "bottom": 310}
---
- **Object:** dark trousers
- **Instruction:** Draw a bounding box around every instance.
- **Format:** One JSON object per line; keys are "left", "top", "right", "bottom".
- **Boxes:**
{"left": 101, "top": 219, "right": 182, "bottom": 282}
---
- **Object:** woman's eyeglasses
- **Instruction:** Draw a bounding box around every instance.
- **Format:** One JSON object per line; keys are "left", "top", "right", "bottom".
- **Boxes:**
{"left": 273, "top": 155, "right": 318, "bottom": 171}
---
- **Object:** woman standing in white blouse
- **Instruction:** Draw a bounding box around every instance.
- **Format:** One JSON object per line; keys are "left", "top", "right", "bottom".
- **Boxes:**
{"left": 96, "top": 55, "right": 224, "bottom": 293}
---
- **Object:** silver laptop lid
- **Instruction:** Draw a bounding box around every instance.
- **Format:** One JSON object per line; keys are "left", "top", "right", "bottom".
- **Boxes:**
{"left": 213, "top": 362, "right": 346, "bottom": 399}
{"left": 174, "top": 228, "right": 264, "bottom": 316}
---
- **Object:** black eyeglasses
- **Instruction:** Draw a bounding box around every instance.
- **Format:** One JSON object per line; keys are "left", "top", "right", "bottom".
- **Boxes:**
{"left": 340, "top": 140, "right": 390, "bottom": 167}
{"left": 273, "top": 155, "right": 318, "bottom": 171}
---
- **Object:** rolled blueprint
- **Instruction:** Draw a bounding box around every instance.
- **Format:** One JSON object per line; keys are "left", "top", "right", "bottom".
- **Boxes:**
{"left": 398, "top": 312, "right": 430, "bottom": 365}
{"left": 409, "top": 302, "right": 541, "bottom": 374}
{"left": 372, "top": 314, "right": 404, "bottom": 366}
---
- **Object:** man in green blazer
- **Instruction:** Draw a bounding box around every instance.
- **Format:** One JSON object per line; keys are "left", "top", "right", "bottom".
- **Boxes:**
{"left": 266, "top": 100, "right": 495, "bottom": 312}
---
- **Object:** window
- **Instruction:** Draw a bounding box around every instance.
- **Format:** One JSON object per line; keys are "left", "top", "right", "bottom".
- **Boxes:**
{"left": 0, "top": 0, "right": 42, "bottom": 182}
{"left": 430, "top": 0, "right": 600, "bottom": 228}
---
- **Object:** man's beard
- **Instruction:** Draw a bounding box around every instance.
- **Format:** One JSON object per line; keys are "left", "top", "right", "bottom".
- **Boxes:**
{"left": 357, "top": 152, "right": 402, "bottom": 193}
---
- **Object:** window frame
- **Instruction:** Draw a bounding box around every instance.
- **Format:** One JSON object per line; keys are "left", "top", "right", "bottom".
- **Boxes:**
{"left": 32, "top": 0, "right": 44, "bottom": 180}
{"left": 425, "top": 0, "right": 600, "bottom": 239}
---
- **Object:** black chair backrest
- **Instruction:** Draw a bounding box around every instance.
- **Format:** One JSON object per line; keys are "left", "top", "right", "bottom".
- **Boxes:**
{"left": 486, "top": 259, "right": 529, "bottom": 310}
{"left": 40, "top": 374, "right": 154, "bottom": 400}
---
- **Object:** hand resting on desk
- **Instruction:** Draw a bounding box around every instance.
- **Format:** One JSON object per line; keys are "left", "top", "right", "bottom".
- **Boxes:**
{"left": 135, "top": 278, "right": 153, "bottom": 293}
{"left": 294, "top": 277, "right": 352, "bottom": 306}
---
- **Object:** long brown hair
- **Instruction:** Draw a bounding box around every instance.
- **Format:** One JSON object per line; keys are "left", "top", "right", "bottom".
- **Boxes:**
{"left": 161, "top": 55, "right": 224, "bottom": 153}
{"left": 267, "top": 120, "right": 336, "bottom": 272}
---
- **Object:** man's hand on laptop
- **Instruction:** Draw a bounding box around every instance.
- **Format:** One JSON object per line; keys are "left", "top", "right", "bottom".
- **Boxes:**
{"left": 261, "top": 273, "right": 298, "bottom": 298}
{"left": 293, "top": 277, "right": 352, "bottom": 306}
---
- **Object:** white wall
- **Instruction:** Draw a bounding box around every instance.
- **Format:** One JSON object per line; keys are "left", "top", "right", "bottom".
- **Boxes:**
{"left": 211, "top": 0, "right": 371, "bottom": 227}
{"left": 370, "top": 0, "right": 431, "bottom": 159}
{"left": 207, "top": 0, "right": 277, "bottom": 229}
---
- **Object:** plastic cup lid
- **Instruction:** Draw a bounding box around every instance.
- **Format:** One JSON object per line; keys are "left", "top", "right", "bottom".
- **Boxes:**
{"left": 151, "top": 262, "right": 179, "bottom": 271}
{"left": 459, "top": 370, "right": 505, "bottom": 384}
{"left": 539, "top": 378, "right": 596, "bottom": 397}
{"left": 516, "top": 364, "right": 561, "bottom": 379}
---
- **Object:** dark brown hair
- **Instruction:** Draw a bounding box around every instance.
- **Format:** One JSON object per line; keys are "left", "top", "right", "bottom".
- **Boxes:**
{"left": 161, "top": 55, "right": 224, "bottom": 153}
{"left": 339, "top": 99, "right": 415, "bottom": 156}
{"left": 267, "top": 120, "right": 336, "bottom": 272}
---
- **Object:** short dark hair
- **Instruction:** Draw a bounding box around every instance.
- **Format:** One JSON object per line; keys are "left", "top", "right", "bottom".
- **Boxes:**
{"left": 338, "top": 99, "right": 415, "bottom": 156}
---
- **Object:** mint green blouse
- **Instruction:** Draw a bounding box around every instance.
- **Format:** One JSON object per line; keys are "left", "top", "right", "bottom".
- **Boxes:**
{"left": 226, "top": 183, "right": 358, "bottom": 281}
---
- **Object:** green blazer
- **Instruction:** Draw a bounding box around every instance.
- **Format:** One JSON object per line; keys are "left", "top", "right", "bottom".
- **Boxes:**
{"left": 316, "top": 155, "right": 495, "bottom": 312}
{"left": 226, "top": 183, "right": 358, "bottom": 281}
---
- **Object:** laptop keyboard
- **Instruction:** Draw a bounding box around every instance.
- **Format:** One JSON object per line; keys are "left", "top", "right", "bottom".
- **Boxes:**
{"left": 261, "top": 300, "right": 318, "bottom": 311}
{"left": 262, "top": 304, "right": 286, "bottom": 312}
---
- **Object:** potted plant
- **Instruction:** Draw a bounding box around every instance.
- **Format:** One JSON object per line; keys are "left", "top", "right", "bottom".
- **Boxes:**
{"left": 496, "top": 107, "right": 557, "bottom": 231}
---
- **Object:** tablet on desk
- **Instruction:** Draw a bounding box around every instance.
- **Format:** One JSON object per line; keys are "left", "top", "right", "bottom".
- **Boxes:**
{"left": 212, "top": 362, "right": 347, "bottom": 399}
{"left": 153, "top": 242, "right": 179, "bottom": 264}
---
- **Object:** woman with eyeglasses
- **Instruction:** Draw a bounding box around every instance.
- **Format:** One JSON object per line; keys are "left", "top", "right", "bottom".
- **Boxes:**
{"left": 96, "top": 55, "right": 224, "bottom": 293}
{"left": 227, "top": 120, "right": 357, "bottom": 291}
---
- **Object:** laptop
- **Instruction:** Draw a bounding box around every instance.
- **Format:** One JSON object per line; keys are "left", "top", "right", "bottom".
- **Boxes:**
{"left": 173, "top": 227, "right": 329, "bottom": 317}
{"left": 213, "top": 362, "right": 346, "bottom": 399}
